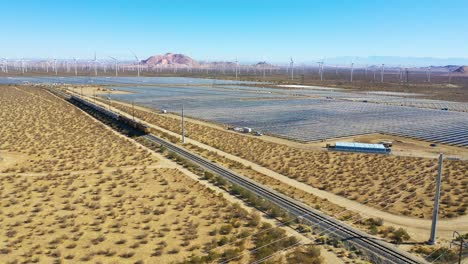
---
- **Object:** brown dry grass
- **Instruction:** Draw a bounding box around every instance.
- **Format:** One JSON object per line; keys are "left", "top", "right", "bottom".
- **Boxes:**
{"left": 0, "top": 86, "right": 282, "bottom": 263}
{"left": 0, "top": 86, "right": 155, "bottom": 173}
{"left": 109, "top": 101, "right": 468, "bottom": 219}
{"left": 0, "top": 167, "right": 266, "bottom": 263}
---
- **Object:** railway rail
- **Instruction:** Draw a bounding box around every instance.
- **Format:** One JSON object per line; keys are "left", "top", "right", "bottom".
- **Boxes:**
{"left": 142, "top": 133, "right": 425, "bottom": 264}
{"left": 50, "top": 87, "right": 426, "bottom": 264}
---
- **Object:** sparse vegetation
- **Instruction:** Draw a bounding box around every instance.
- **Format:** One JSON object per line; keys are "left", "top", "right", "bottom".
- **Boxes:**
{"left": 108, "top": 100, "right": 468, "bottom": 219}
{"left": 0, "top": 86, "right": 296, "bottom": 263}
{"left": 412, "top": 246, "right": 458, "bottom": 263}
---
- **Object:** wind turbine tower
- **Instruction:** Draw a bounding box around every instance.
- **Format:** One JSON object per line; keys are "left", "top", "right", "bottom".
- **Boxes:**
{"left": 427, "top": 67, "right": 431, "bottom": 83}
{"left": 93, "top": 53, "right": 98, "bottom": 76}
{"left": 380, "top": 64, "right": 385, "bottom": 83}
{"left": 290, "top": 57, "right": 294, "bottom": 80}
{"left": 109, "top": 57, "right": 118, "bottom": 77}
{"left": 317, "top": 60, "right": 324, "bottom": 81}
{"left": 21, "top": 58, "right": 25, "bottom": 74}
{"left": 132, "top": 52, "right": 140, "bottom": 77}
{"left": 1, "top": 58, "right": 8, "bottom": 73}
{"left": 54, "top": 59, "right": 58, "bottom": 75}
{"left": 350, "top": 62, "right": 354, "bottom": 82}
{"left": 235, "top": 57, "right": 239, "bottom": 81}
{"left": 73, "top": 58, "right": 78, "bottom": 76}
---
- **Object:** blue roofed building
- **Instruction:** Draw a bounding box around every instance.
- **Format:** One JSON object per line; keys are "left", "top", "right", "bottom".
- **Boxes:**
{"left": 329, "top": 142, "right": 391, "bottom": 154}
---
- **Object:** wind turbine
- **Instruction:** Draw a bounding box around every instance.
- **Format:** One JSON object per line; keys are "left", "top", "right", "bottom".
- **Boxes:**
{"left": 399, "top": 65, "right": 403, "bottom": 82}
{"left": 261, "top": 56, "right": 266, "bottom": 80}
{"left": 109, "top": 56, "right": 118, "bottom": 77}
{"left": 364, "top": 64, "right": 368, "bottom": 80}
{"left": 316, "top": 59, "right": 325, "bottom": 81}
{"left": 448, "top": 68, "right": 452, "bottom": 84}
{"left": 93, "top": 52, "right": 98, "bottom": 76}
{"left": 131, "top": 52, "right": 140, "bottom": 77}
{"left": 405, "top": 67, "right": 409, "bottom": 83}
{"left": 54, "top": 59, "right": 58, "bottom": 75}
{"left": 21, "top": 58, "right": 25, "bottom": 74}
{"left": 426, "top": 67, "right": 431, "bottom": 83}
{"left": 1, "top": 58, "right": 8, "bottom": 73}
{"left": 73, "top": 58, "right": 78, "bottom": 76}
{"left": 380, "top": 64, "right": 385, "bottom": 83}
{"left": 46, "top": 59, "right": 50, "bottom": 73}
{"left": 350, "top": 61, "right": 355, "bottom": 82}
{"left": 235, "top": 57, "right": 238, "bottom": 81}
{"left": 290, "top": 57, "right": 294, "bottom": 80}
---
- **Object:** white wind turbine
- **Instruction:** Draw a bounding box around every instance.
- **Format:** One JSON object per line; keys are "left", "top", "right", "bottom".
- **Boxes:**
{"left": 316, "top": 58, "right": 325, "bottom": 81}
{"left": 290, "top": 57, "right": 294, "bottom": 80}
{"left": 426, "top": 67, "right": 431, "bottom": 83}
{"left": 261, "top": 56, "right": 266, "bottom": 79}
{"left": 20, "top": 58, "right": 26, "bottom": 74}
{"left": 1, "top": 58, "right": 8, "bottom": 73}
{"left": 131, "top": 52, "right": 140, "bottom": 77}
{"left": 73, "top": 58, "right": 78, "bottom": 76}
{"left": 364, "top": 64, "right": 368, "bottom": 80}
{"left": 109, "top": 56, "right": 118, "bottom": 77}
{"left": 45, "top": 59, "right": 50, "bottom": 73}
{"left": 350, "top": 61, "right": 354, "bottom": 82}
{"left": 93, "top": 53, "right": 98, "bottom": 76}
{"left": 235, "top": 57, "right": 239, "bottom": 81}
{"left": 53, "top": 59, "right": 58, "bottom": 75}
{"left": 380, "top": 64, "right": 385, "bottom": 83}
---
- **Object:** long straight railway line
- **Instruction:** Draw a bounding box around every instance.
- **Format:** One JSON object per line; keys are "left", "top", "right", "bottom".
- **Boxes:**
{"left": 142, "top": 133, "right": 426, "bottom": 264}
{"left": 50, "top": 88, "right": 426, "bottom": 264}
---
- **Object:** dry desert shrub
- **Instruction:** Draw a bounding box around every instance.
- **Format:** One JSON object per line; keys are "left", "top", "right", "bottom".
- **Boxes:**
{"left": 0, "top": 86, "right": 283, "bottom": 263}
{"left": 109, "top": 101, "right": 467, "bottom": 219}
{"left": 0, "top": 86, "right": 156, "bottom": 174}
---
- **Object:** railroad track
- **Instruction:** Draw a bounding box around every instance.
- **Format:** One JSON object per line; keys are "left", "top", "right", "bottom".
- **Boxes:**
{"left": 143, "top": 133, "right": 425, "bottom": 264}
{"left": 49, "top": 88, "right": 425, "bottom": 264}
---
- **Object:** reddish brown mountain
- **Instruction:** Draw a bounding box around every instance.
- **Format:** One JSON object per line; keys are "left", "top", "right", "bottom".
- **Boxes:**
{"left": 141, "top": 53, "right": 199, "bottom": 67}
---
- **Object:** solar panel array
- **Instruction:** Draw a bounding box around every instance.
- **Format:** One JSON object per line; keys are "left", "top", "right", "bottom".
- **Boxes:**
{"left": 109, "top": 86, "right": 468, "bottom": 148}
{"left": 2, "top": 76, "right": 466, "bottom": 147}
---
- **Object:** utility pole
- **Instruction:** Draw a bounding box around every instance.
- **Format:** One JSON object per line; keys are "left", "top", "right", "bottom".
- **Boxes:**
{"left": 181, "top": 104, "right": 185, "bottom": 144}
{"left": 450, "top": 231, "right": 467, "bottom": 264}
{"left": 429, "top": 153, "right": 444, "bottom": 245}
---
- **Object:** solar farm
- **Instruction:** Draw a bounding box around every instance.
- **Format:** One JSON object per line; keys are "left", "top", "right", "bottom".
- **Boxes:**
{"left": 1, "top": 76, "right": 467, "bottom": 147}
{"left": 105, "top": 82, "right": 468, "bottom": 147}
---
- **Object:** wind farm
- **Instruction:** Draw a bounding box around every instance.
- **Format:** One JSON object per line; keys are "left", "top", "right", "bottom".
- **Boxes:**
{"left": 1, "top": 1, "right": 467, "bottom": 263}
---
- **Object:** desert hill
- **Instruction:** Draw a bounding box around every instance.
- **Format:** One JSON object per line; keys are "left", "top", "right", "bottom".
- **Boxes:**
{"left": 141, "top": 53, "right": 199, "bottom": 67}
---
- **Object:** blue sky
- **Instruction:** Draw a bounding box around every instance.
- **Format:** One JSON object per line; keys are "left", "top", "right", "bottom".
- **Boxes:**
{"left": 1, "top": 0, "right": 467, "bottom": 64}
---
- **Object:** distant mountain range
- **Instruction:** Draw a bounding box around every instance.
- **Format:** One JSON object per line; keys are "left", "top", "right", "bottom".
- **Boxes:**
{"left": 140, "top": 53, "right": 279, "bottom": 69}
{"left": 138, "top": 53, "right": 468, "bottom": 71}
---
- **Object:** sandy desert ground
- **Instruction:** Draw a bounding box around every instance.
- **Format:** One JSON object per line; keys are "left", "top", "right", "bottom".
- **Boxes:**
{"left": 0, "top": 86, "right": 315, "bottom": 264}
{"left": 106, "top": 100, "right": 467, "bottom": 220}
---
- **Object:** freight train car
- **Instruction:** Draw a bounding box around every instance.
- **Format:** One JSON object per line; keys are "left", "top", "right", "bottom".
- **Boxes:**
{"left": 70, "top": 95, "right": 120, "bottom": 120}
{"left": 119, "top": 114, "right": 150, "bottom": 134}
{"left": 70, "top": 95, "right": 149, "bottom": 134}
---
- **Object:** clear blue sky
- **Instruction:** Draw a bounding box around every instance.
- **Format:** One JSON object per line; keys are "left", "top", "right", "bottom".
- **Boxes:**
{"left": 1, "top": 0, "right": 467, "bottom": 64}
